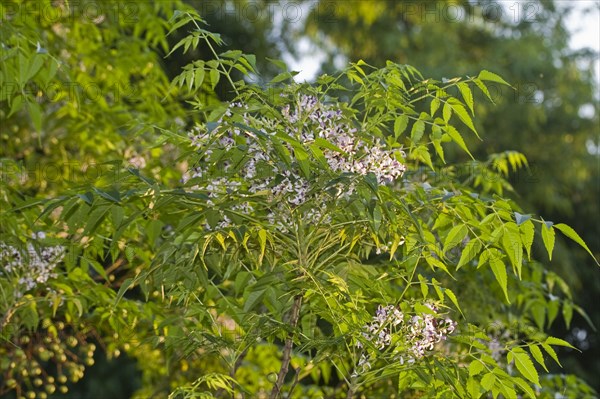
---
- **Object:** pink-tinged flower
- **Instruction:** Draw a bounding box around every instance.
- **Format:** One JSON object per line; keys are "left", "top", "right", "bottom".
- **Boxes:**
{"left": 354, "top": 302, "right": 456, "bottom": 375}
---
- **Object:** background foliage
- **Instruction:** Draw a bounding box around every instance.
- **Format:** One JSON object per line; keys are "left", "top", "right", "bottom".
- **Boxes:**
{"left": 1, "top": 0, "right": 598, "bottom": 398}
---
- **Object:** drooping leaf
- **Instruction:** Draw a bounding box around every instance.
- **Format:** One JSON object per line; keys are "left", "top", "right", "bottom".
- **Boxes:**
{"left": 485, "top": 250, "right": 510, "bottom": 303}
{"left": 513, "top": 377, "right": 537, "bottom": 399}
{"left": 469, "top": 360, "right": 484, "bottom": 377}
{"left": 446, "top": 125, "right": 474, "bottom": 159}
{"left": 480, "top": 372, "right": 496, "bottom": 391}
{"left": 457, "top": 82, "right": 474, "bottom": 114}
{"left": 554, "top": 223, "right": 599, "bottom": 265}
{"left": 562, "top": 300, "right": 573, "bottom": 329}
{"left": 540, "top": 222, "right": 555, "bottom": 261}
{"left": 528, "top": 344, "right": 548, "bottom": 372}
{"left": 430, "top": 96, "right": 441, "bottom": 117}
{"left": 443, "top": 224, "right": 468, "bottom": 254}
{"left": 541, "top": 343, "right": 561, "bottom": 367}
{"left": 447, "top": 98, "right": 478, "bottom": 137}
{"left": 545, "top": 336, "right": 578, "bottom": 350}
{"left": 394, "top": 114, "right": 409, "bottom": 138}
{"left": 410, "top": 117, "right": 425, "bottom": 142}
{"left": 502, "top": 222, "right": 523, "bottom": 278}
{"left": 519, "top": 220, "right": 535, "bottom": 260}
{"left": 457, "top": 239, "right": 481, "bottom": 270}
{"left": 478, "top": 70, "right": 512, "bottom": 87}
{"left": 508, "top": 349, "right": 539, "bottom": 386}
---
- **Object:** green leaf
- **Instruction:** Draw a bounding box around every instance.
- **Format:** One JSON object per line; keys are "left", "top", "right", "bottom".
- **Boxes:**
{"left": 540, "top": 223, "right": 555, "bottom": 261}
{"left": 234, "top": 272, "right": 252, "bottom": 295}
{"left": 478, "top": 70, "right": 511, "bottom": 86}
{"left": 446, "top": 125, "right": 473, "bottom": 159}
{"left": 442, "top": 102, "right": 452, "bottom": 122}
{"left": 410, "top": 118, "right": 425, "bottom": 142}
{"left": 71, "top": 298, "right": 83, "bottom": 318}
{"left": 85, "top": 258, "right": 108, "bottom": 280}
{"left": 562, "top": 300, "right": 573, "bottom": 329}
{"left": 93, "top": 187, "right": 121, "bottom": 203}
{"left": 541, "top": 343, "right": 561, "bottom": 367}
{"left": 193, "top": 67, "right": 205, "bottom": 89}
{"left": 210, "top": 68, "right": 219, "bottom": 90}
{"left": 449, "top": 99, "right": 478, "bottom": 137}
{"left": 27, "top": 54, "right": 45, "bottom": 81}
{"left": 309, "top": 143, "right": 328, "bottom": 168}
{"left": 389, "top": 233, "right": 404, "bottom": 259}
{"left": 508, "top": 349, "right": 539, "bottom": 386}
{"left": 572, "top": 304, "right": 595, "bottom": 330}
{"left": 499, "top": 384, "right": 517, "bottom": 399}
{"left": 469, "top": 360, "right": 484, "bottom": 377}
{"left": 528, "top": 344, "right": 548, "bottom": 372}
{"left": 457, "top": 239, "right": 481, "bottom": 270}
{"left": 502, "top": 222, "right": 523, "bottom": 278}
{"left": 513, "top": 377, "right": 536, "bottom": 399}
{"left": 394, "top": 114, "right": 409, "bottom": 138}
{"left": 8, "top": 95, "right": 24, "bottom": 117}
{"left": 432, "top": 136, "right": 445, "bottom": 163}
{"left": 467, "top": 378, "right": 481, "bottom": 398}
{"left": 243, "top": 288, "right": 266, "bottom": 313}
{"left": 166, "top": 36, "right": 192, "bottom": 57}
{"left": 411, "top": 145, "right": 434, "bottom": 170}
{"left": 443, "top": 224, "right": 468, "bottom": 254}
{"left": 293, "top": 145, "right": 311, "bottom": 178}
{"left": 257, "top": 229, "right": 267, "bottom": 265}
{"left": 125, "top": 247, "right": 135, "bottom": 263}
{"left": 480, "top": 372, "right": 496, "bottom": 391}
{"left": 445, "top": 288, "right": 463, "bottom": 317}
{"left": 457, "top": 82, "right": 474, "bottom": 114}
{"left": 146, "top": 219, "right": 164, "bottom": 247}
{"left": 28, "top": 101, "right": 43, "bottom": 132}
{"left": 547, "top": 298, "right": 560, "bottom": 327}
{"left": 84, "top": 205, "right": 111, "bottom": 235}
{"left": 554, "top": 223, "right": 599, "bottom": 265}
{"left": 424, "top": 254, "right": 451, "bottom": 276}
{"left": 519, "top": 220, "right": 534, "bottom": 261}
{"left": 530, "top": 300, "right": 546, "bottom": 330}
{"left": 418, "top": 274, "right": 429, "bottom": 298}
{"left": 486, "top": 251, "right": 509, "bottom": 303}
{"left": 473, "top": 78, "right": 493, "bottom": 103}
{"left": 266, "top": 57, "right": 288, "bottom": 71}
{"left": 430, "top": 97, "right": 440, "bottom": 117}
{"left": 545, "top": 336, "right": 578, "bottom": 350}
{"left": 347, "top": 70, "right": 364, "bottom": 84}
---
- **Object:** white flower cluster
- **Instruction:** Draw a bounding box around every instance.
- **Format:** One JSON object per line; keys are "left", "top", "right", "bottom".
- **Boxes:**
{"left": 353, "top": 304, "right": 456, "bottom": 376}
{"left": 406, "top": 310, "right": 457, "bottom": 359}
{"left": 185, "top": 95, "right": 406, "bottom": 231}
{"left": 283, "top": 95, "right": 407, "bottom": 187}
{"left": 0, "top": 233, "right": 64, "bottom": 297}
{"left": 357, "top": 305, "right": 404, "bottom": 351}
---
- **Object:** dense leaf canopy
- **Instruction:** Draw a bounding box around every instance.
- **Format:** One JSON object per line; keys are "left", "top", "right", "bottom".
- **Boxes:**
{"left": 1, "top": 1, "right": 598, "bottom": 398}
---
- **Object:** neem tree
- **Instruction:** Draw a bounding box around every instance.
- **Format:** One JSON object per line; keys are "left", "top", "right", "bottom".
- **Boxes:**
{"left": 1, "top": 7, "right": 598, "bottom": 399}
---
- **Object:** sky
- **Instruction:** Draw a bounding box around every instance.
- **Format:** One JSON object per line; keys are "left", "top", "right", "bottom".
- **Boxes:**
{"left": 286, "top": 1, "right": 600, "bottom": 85}
{"left": 564, "top": 1, "right": 600, "bottom": 88}
{"left": 567, "top": 1, "right": 599, "bottom": 51}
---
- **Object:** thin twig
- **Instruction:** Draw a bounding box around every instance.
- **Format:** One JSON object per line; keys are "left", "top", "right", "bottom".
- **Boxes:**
{"left": 231, "top": 347, "right": 248, "bottom": 399}
{"left": 287, "top": 366, "right": 301, "bottom": 398}
{"left": 269, "top": 294, "right": 303, "bottom": 399}
{"left": 345, "top": 375, "right": 358, "bottom": 399}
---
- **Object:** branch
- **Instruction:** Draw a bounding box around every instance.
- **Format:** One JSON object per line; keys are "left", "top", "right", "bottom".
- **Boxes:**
{"left": 269, "top": 294, "right": 303, "bottom": 399}
{"left": 231, "top": 347, "right": 248, "bottom": 399}
{"left": 346, "top": 375, "right": 358, "bottom": 399}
